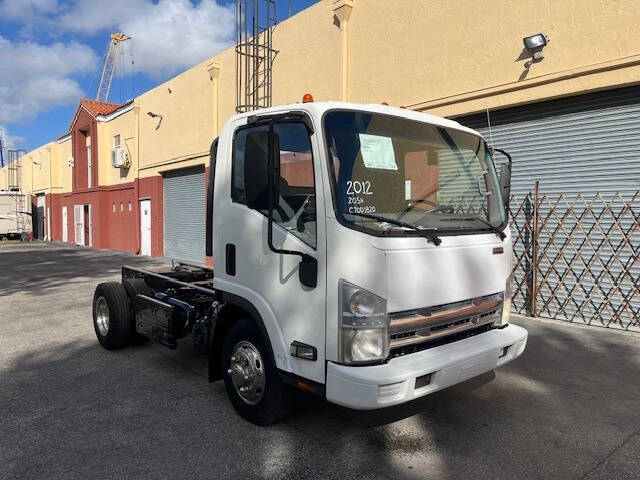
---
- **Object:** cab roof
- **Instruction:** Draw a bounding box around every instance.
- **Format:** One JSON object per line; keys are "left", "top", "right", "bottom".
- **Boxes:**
{"left": 230, "top": 101, "right": 479, "bottom": 137}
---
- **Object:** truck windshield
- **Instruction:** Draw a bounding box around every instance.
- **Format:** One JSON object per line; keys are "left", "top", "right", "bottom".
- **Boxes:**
{"left": 323, "top": 110, "right": 506, "bottom": 237}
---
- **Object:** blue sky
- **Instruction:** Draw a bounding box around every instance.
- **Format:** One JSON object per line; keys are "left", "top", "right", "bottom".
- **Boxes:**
{"left": 0, "top": 0, "right": 318, "bottom": 152}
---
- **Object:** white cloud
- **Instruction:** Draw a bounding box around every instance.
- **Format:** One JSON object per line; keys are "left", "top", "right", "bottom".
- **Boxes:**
{"left": 58, "top": 0, "right": 150, "bottom": 34}
{"left": 58, "top": 0, "right": 234, "bottom": 79}
{"left": 120, "top": 0, "right": 234, "bottom": 79}
{"left": 0, "top": 0, "right": 59, "bottom": 21}
{"left": 0, "top": 36, "right": 98, "bottom": 125}
{"left": 0, "top": 0, "right": 234, "bottom": 134}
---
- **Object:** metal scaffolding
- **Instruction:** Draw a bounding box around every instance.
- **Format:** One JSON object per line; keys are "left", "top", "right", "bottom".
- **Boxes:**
{"left": 235, "top": 0, "right": 279, "bottom": 113}
{"left": 7, "top": 150, "right": 25, "bottom": 192}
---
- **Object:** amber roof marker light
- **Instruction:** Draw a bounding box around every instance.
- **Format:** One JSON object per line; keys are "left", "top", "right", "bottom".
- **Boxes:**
{"left": 302, "top": 93, "right": 314, "bottom": 103}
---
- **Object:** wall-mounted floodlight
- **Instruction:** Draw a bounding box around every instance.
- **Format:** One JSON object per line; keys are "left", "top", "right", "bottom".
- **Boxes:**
{"left": 147, "top": 111, "right": 163, "bottom": 130}
{"left": 523, "top": 33, "right": 549, "bottom": 61}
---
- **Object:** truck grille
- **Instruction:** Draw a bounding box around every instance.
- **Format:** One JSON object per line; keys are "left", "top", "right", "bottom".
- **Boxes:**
{"left": 388, "top": 293, "right": 502, "bottom": 353}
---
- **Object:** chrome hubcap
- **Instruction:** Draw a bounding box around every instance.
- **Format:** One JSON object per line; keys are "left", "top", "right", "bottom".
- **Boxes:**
{"left": 96, "top": 297, "right": 110, "bottom": 336}
{"left": 227, "top": 341, "right": 265, "bottom": 405}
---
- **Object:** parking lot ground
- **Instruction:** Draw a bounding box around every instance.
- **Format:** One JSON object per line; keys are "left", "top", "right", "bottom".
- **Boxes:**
{"left": 1, "top": 243, "right": 639, "bottom": 480}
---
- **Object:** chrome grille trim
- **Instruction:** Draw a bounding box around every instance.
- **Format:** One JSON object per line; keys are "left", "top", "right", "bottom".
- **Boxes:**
{"left": 389, "top": 293, "right": 502, "bottom": 350}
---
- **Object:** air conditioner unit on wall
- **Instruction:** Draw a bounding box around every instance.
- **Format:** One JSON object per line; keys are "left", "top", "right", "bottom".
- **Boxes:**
{"left": 111, "top": 147, "right": 130, "bottom": 168}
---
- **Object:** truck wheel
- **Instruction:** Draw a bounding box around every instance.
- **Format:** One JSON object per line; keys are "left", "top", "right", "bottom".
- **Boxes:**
{"left": 222, "top": 317, "right": 292, "bottom": 426}
{"left": 122, "top": 278, "right": 154, "bottom": 344}
{"left": 93, "top": 282, "right": 133, "bottom": 350}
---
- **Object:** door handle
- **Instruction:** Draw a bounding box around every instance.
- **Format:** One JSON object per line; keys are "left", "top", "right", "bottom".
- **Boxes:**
{"left": 225, "top": 243, "right": 236, "bottom": 276}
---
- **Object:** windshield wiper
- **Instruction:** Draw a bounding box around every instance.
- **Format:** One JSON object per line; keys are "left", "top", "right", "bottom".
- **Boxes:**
{"left": 443, "top": 216, "right": 506, "bottom": 241}
{"left": 348, "top": 212, "right": 442, "bottom": 246}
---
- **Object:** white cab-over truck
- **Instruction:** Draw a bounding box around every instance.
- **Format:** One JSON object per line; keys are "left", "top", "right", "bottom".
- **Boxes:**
{"left": 92, "top": 101, "right": 528, "bottom": 425}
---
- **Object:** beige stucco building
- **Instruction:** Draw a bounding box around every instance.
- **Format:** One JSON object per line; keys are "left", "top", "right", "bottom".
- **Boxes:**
{"left": 1, "top": 0, "right": 638, "bottom": 259}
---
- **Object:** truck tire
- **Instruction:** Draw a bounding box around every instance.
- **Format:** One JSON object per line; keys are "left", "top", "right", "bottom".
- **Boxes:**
{"left": 122, "top": 278, "right": 154, "bottom": 345}
{"left": 93, "top": 282, "right": 133, "bottom": 350}
{"left": 222, "top": 317, "right": 292, "bottom": 426}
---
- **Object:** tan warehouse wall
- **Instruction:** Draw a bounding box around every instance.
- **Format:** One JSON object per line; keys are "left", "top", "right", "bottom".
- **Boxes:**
{"left": 57, "top": 137, "right": 72, "bottom": 193}
{"left": 136, "top": 60, "right": 218, "bottom": 178}
{"left": 19, "top": 142, "right": 57, "bottom": 195}
{"left": 11, "top": 0, "right": 640, "bottom": 188}
{"left": 97, "top": 106, "right": 139, "bottom": 186}
{"left": 347, "top": 0, "right": 640, "bottom": 116}
{"left": 0, "top": 165, "right": 7, "bottom": 191}
{"left": 134, "top": 0, "right": 340, "bottom": 179}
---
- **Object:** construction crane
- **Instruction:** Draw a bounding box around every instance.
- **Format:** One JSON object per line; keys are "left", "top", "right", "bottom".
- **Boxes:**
{"left": 96, "top": 33, "right": 132, "bottom": 103}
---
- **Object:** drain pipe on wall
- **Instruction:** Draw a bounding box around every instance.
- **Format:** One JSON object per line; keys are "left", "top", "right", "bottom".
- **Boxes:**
{"left": 135, "top": 103, "right": 141, "bottom": 255}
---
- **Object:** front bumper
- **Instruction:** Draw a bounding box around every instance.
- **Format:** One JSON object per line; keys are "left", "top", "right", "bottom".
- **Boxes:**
{"left": 326, "top": 324, "right": 527, "bottom": 410}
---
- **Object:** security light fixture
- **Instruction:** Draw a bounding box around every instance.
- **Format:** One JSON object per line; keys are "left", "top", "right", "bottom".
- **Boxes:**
{"left": 523, "top": 33, "right": 549, "bottom": 61}
{"left": 147, "top": 111, "right": 163, "bottom": 130}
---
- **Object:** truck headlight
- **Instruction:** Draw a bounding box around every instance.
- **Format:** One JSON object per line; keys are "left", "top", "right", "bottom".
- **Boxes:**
{"left": 339, "top": 280, "right": 388, "bottom": 364}
{"left": 496, "top": 272, "right": 513, "bottom": 327}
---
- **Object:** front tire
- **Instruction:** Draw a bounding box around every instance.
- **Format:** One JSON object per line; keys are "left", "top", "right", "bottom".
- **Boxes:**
{"left": 222, "top": 317, "right": 292, "bottom": 425}
{"left": 93, "top": 282, "right": 133, "bottom": 349}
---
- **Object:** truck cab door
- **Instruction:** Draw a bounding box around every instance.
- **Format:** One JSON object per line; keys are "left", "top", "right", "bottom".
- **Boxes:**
{"left": 214, "top": 117, "right": 327, "bottom": 384}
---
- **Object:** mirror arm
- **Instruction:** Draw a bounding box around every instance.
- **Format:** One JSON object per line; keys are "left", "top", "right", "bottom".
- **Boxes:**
{"left": 265, "top": 121, "right": 311, "bottom": 260}
{"left": 491, "top": 147, "right": 512, "bottom": 169}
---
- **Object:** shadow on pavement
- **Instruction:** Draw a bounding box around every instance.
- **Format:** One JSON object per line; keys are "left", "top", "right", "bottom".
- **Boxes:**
{"left": 1, "top": 317, "right": 639, "bottom": 479}
{"left": 0, "top": 244, "right": 165, "bottom": 298}
{"left": 2, "top": 244, "right": 640, "bottom": 479}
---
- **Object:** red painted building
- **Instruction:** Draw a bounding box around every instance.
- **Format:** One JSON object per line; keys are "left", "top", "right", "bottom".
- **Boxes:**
{"left": 42, "top": 98, "right": 210, "bottom": 266}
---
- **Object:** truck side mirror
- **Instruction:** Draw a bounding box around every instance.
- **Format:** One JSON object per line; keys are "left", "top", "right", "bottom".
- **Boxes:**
{"left": 491, "top": 147, "right": 512, "bottom": 211}
{"left": 244, "top": 130, "right": 280, "bottom": 211}
{"left": 499, "top": 162, "right": 511, "bottom": 209}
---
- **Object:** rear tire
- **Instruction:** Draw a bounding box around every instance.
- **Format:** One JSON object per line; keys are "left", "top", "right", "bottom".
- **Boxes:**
{"left": 93, "top": 282, "right": 133, "bottom": 350}
{"left": 222, "top": 317, "right": 292, "bottom": 426}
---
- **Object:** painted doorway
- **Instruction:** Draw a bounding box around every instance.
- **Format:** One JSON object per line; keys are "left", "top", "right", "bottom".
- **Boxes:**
{"left": 74, "top": 205, "right": 84, "bottom": 246}
{"left": 35, "top": 195, "right": 45, "bottom": 240}
{"left": 84, "top": 204, "right": 92, "bottom": 247}
{"left": 140, "top": 199, "right": 151, "bottom": 256}
{"left": 61, "top": 206, "right": 68, "bottom": 242}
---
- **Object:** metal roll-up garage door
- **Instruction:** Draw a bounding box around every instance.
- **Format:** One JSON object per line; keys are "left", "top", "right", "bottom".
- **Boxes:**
{"left": 455, "top": 85, "right": 640, "bottom": 200}
{"left": 455, "top": 86, "right": 640, "bottom": 329}
{"left": 163, "top": 166, "right": 206, "bottom": 263}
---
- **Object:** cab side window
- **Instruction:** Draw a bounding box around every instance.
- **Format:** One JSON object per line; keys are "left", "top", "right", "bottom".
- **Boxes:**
{"left": 232, "top": 122, "right": 317, "bottom": 248}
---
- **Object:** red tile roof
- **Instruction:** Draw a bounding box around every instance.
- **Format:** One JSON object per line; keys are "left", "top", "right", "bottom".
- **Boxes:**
{"left": 67, "top": 98, "right": 126, "bottom": 132}
{"left": 80, "top": 99, "right": 123, "bottom": 116}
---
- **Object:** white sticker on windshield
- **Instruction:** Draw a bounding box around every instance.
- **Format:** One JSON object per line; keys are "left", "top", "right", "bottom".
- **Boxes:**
{"left": 358, "top": 134, "right": 397, "bottom": 170}
{"left": 405, "top": 180, "right": 412, "bottom": 200}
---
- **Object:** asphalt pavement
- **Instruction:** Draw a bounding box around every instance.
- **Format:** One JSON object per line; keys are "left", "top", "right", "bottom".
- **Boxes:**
{"left": 1, "top": 242, "right": 639, "bottom": 479}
